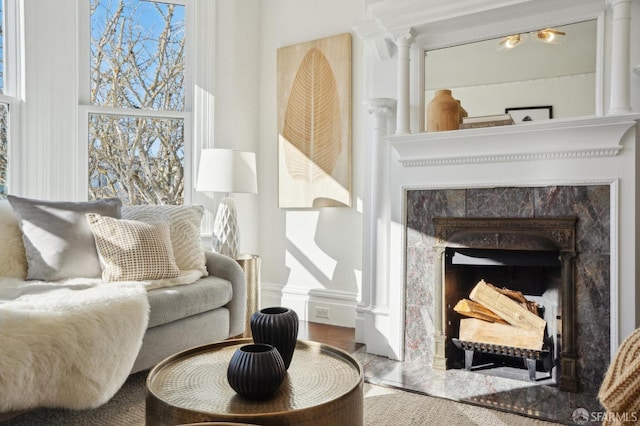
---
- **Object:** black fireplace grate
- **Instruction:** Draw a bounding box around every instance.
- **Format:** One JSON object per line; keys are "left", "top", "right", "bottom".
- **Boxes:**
{"left": 452, "top": 338, "right": 552, "bottom": 381}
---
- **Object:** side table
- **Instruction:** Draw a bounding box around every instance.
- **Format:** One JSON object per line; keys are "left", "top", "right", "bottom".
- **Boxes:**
{"left": 235, "top": 254, "right": 260, "bottom": 338}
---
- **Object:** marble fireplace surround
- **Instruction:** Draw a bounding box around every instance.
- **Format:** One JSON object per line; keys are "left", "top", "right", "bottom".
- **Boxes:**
{"left": 407, "top": 188, "right": 604, "bottom": 394}
{"left": 358, "top": 114, "right": 640, "bottom": 396}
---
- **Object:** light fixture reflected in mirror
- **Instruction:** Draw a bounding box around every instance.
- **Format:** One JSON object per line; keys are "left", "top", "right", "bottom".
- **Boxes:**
{"left": 498, "top": 28, "right": 566, "bottom": 51}
{"left": 534, "top": 28, "right": 566, "bottom": 44}
{"left": 498, "top": 34, "right": 526, "bottom": 51}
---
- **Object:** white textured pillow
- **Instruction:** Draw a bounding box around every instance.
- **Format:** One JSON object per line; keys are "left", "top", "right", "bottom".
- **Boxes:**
{"left": 122, "top": 205, "right": 207, "bottom": 277}
{"left": 0, "top": 200, "right": 28, "bottom": 278}
{"left": 86, "top": 213, "right": 180, "bottom": 282}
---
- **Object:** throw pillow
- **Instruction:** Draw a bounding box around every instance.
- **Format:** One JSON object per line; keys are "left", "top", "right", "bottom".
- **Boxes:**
{"left": 0, "top": 200, "right": 28, "bottom": 278}
{"left": 7, "top": 195, "right": 122, "bottom": 281}
{"left": 86, "top": 213, "right": 180, "bottom": 282}
{"left": 122, "top": 204, "right": 207, "bottom": 276}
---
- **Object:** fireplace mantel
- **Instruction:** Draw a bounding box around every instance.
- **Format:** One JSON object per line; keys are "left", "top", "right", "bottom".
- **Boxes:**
{"left": 390, "top": 115, "right": 639, "bottom": 167}
{"left": 359, "top": 105, "right": 639, "bottom": 363}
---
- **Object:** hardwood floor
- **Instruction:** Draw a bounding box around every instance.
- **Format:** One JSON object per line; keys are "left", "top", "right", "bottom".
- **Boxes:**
{"left": 297, "top": 320, "right": 364, "bottom": 353}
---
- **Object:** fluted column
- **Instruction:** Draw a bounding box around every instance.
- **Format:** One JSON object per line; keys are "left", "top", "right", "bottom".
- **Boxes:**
{"left": 358, "top": 98, "right": 397, "bottom": 358}
{"left": 366, "top": 98, "right": 396, "bottom": 311}
{"left": 608, "top": 0, "right": 633, "bottom": 114}
{"left": 392, "top": 29, "right": 415, "bottom": 135}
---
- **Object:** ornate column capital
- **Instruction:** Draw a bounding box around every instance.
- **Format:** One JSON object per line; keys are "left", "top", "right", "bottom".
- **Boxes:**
{"left": 390, "top": 28, "right": 416, "bottom": 47}
{"left": 367, "top": 98, "right": 397, "bottom": 117}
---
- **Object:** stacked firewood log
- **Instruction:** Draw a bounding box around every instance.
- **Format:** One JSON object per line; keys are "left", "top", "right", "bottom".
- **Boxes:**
{"left": 454, "top": 279, "right": 546, "bottom": 350}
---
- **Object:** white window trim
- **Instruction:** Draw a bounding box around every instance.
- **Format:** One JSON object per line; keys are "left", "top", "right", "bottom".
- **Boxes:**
{"left": 3, "top": 0, "right": 23, "bottom": 196}
{"left": 77, "top": 0, "right": 195, "bottom": 204}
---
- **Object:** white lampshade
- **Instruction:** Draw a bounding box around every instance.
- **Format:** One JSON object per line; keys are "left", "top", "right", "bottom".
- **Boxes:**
{"left": 196, "top": 148, "right": 257, "bottom": 259}
{"left": 196, "top": 149, "right": 258, "bottom": 194}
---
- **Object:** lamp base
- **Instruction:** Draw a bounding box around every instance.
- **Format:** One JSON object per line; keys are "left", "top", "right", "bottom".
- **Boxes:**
{"left": 212, "top": 197, "right": 239, "bottom": 259}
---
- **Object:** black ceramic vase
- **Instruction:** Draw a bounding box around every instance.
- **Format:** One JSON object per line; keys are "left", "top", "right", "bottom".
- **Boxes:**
{"left": 226, "top": 343, "right": 286, "bottom": 399}
{"left": 250, "top": 307, "right": 299, "bottom": 370}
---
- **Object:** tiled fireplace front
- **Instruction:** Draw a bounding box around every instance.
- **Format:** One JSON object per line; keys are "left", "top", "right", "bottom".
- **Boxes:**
{"left": 405, "top": 185, "right": 610, "bottom": 394}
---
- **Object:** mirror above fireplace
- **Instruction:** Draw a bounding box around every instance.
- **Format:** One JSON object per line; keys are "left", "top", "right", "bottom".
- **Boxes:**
{"left": 424, "top": 20, "right": 598, "bottom": 127}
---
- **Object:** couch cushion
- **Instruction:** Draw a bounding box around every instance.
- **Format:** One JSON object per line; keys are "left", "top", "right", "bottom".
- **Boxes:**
{"left": 0, "top": 200, "right": 27, "bottom": 278}
{"left": 7, "top": 196, "right": 122, "bottom": 281}
{"left": 146, "top": 275, "right": 233, "bottom": 328}
{"left": 86, "top": 213, "right": 180, "bottom": 282}
{"left": 122, "top": 205, "right": 207, "bottom": 277}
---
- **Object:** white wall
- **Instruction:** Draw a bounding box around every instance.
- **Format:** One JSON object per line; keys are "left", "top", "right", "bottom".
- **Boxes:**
{"left": 20, "top": 0, "right": 79, "bottom": 200}
{"left": 196, "top": 0, "right": 262, "bottom": 256}
{"left": 256, "top": 0, "right": 365, "bottom": 326}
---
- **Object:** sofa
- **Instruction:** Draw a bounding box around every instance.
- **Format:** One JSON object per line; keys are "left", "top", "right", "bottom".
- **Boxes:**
{"left": 131, "top": 249, "right": 246, "bottom": 372}
{"left": 0, "top": 196, "right": 246, "bottom": 412}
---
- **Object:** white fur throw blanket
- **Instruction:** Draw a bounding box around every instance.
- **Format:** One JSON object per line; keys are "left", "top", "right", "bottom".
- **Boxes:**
{"left": 0, "top": 278, "right": 150, "bottom": 411}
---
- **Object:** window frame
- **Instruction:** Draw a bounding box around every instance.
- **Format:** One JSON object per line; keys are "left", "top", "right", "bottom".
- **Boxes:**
{"left": 78, "top": 0, "right": 194, "bottom": 205}
{"left": 0, "top": 0, "right": 23, "bottom": 197}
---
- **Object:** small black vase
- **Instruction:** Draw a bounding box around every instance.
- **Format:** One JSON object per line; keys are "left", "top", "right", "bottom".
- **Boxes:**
{"left": 251, "top": 307, "right": 299, "bottom": 370}
{"left": 227, "top": 343, "right": 286, "bottom": 399}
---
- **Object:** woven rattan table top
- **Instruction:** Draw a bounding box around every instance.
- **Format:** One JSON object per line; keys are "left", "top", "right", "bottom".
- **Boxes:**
{"left": 146, "top": 339, "right": 363, "bottom": 417}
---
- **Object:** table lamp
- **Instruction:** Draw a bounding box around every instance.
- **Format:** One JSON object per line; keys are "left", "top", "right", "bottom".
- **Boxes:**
{"left": 196, "top": 149, "right": 258, "bottom": 259}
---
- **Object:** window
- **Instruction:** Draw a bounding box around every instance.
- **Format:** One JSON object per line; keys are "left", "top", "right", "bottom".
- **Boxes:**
{"left": 87, "top": 0, "right": 188, "bottom": 205}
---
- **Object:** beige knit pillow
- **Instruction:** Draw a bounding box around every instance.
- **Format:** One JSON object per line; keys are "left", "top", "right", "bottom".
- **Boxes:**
{"left": 121, "top": 205, "right": 207, "bottom": 276}
{"left": 86, "top": 213, "right": 180, "bottom": 282}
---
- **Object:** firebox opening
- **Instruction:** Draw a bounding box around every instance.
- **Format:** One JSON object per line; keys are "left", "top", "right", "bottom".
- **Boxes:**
{"left": 445, "top": 247, "right": 561, "bottom": 385}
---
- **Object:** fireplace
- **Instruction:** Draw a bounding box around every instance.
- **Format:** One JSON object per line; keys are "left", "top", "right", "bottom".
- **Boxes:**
{"left": 431, "top": 217, "right": 578, "bottom": 391}
{"left": 404, "top": 185, "right": 610, "bottom": 395}
{"left": 357, "top": 112, "right": 637, "bottom": 400}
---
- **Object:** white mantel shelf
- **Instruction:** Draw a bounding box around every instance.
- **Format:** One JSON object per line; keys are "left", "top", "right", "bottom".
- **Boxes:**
{"left": 389, "top": 115, "right": 640, "bottom": 167}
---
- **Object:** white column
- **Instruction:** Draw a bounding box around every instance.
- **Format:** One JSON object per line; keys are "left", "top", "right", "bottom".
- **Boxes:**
{"left": 392, "top": 29, "right": 415, "bottom": 135}
{"left": 366, "top": 98, "right": 396, "bottom": 310}
{"left": 608, "top": 0, "right": 633, "bottom": 114}
{"left": 358, "top": 98, "right": 397, "bottom": 358}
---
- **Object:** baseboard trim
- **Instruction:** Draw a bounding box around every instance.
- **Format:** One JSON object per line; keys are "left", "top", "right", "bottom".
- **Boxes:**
{"left": 261, "top": 282, "right": 357, "bottom": 327}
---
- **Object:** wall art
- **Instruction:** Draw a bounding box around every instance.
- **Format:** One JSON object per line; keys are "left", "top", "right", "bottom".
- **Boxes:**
{"left": 277, "top": 33, "right": 352, "bottom": 208}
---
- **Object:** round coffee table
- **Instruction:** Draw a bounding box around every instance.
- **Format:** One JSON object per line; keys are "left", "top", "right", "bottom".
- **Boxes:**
{"left": 146, "top": 339, "right": 363, "bottom": 426}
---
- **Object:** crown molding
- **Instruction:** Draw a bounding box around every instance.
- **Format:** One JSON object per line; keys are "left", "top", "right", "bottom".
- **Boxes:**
{"left": 354, "top": 0, "right": 606, "bottom": 47}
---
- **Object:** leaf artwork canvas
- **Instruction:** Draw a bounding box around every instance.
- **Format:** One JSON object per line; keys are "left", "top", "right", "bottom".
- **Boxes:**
{"left": 278, "top": 33, "right": 352, "bottom": 208}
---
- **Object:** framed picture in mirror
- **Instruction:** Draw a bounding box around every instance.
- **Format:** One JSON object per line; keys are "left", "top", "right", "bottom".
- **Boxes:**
{"left": 505, "top": 106, "right": 553, "bottom": 123}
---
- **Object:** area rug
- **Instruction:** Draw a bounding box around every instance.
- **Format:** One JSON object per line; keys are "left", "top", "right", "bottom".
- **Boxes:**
{"left": 2, "top": 371, "right": 561, "bottom": 425}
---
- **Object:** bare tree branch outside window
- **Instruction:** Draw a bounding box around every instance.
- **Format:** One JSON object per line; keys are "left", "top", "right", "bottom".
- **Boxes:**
{"left": 89, "top": 0, "right": 185, "bottom": 205}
